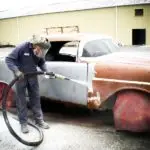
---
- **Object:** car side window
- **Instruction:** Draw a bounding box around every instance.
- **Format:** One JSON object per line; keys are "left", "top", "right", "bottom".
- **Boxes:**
{"left": 46, "top": 41, "right": 79, "bottom": 62}
{"left": 59, "top": 41, "right": 79, "bottom": 56}
{"left": 45, "top": 41, "right": 79, "bottom": 62}
{"left": 56, "top": 41, "right": 79, "bottom": 62}
{"left": 82, "top": 39, "right": 118, "bottom": 57}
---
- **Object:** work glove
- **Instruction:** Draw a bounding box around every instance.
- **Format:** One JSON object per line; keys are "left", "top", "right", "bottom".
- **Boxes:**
{"left": 14, "top": 70, "right": 24, "bottom": 79}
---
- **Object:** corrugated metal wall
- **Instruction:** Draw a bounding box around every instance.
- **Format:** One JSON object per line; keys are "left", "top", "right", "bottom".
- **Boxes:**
{"left": 0, "top": 4, "right": 149, "bottom": 45}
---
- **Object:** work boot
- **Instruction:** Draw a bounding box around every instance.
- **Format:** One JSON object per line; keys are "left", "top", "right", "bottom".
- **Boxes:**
{"left": 21, "top": 123, "right": 29, "bottom": 134}
{"left": 36, "top": 120, "right": 50, "bottom": 129}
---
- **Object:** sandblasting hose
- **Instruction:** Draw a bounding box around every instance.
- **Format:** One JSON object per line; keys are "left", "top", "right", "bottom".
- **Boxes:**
{"left": 1, "top": 71, "right": 55, "bottom": 146}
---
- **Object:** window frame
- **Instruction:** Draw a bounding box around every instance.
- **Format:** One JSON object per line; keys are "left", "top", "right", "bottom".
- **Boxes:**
{"left": 135, "top": 9, "right": 144, "bottom": 16}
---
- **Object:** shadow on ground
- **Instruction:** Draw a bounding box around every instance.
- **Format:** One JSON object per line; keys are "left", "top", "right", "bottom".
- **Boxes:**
{"left": 41, "top": 98, "right": 114, "bottom": 125}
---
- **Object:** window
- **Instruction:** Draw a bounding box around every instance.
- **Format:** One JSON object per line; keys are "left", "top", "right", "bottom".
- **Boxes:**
{"left": 59, "top": 41, "right": 79, "bottom": 56}
{"left": 135, "top": 9, "right": 144, "bottom": 16}
{"left": 82, "top": 39, "right": 119, "bottom": 57}
{"left": 45, "top": 41, "right": 79, "bottom": 62}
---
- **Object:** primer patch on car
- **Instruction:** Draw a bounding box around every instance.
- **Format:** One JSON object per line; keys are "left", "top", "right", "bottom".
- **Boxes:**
{"left": 87, "top": 63, "right": 96, "bottom": 92}
{"left": 87, "top": 63, "right": 101, "bottom": 109}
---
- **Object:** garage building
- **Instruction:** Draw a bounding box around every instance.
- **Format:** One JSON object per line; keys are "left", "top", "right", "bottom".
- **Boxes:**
{"left": 0, "top": 0, "right": 150, "bottom": 45}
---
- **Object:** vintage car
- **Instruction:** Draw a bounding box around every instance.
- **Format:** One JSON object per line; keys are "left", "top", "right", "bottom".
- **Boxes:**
{"left": 0, "top": 33, "right": 150, "bottom": 132}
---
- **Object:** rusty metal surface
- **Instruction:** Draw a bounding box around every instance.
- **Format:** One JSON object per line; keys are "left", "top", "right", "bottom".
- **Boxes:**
{"left": 90, "top": 51, "right": 150, "bottom": 105}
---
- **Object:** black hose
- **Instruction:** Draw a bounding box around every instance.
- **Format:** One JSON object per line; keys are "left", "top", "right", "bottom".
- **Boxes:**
{"left": 1, "top": 71, "right": 55, "bottom": 146}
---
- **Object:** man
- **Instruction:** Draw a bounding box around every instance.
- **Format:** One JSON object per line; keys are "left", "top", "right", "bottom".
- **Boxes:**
{"left": 5, "top": 35, "right": 51, "bottom": 133}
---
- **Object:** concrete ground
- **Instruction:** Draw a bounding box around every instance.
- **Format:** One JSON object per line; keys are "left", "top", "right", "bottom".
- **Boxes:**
{"left": 0, "top": 102, "right": 150, "bottom": 150}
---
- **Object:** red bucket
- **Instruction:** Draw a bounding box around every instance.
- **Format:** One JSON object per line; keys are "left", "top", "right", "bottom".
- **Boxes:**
{"left": 0, "top": 82, "right": 14, "bottom": 109}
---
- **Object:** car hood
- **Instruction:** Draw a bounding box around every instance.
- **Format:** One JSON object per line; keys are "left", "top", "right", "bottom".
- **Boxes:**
{"left": 80, "top": 51, "right": 150, "bottom": 66}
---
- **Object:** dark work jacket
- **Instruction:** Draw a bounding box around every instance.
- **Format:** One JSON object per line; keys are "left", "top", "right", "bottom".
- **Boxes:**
{"left": 5, "top": 42, "right": 47, "bottom": 73}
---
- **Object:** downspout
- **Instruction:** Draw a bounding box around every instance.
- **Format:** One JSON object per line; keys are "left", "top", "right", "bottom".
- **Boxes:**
{"left": 115, "top": 5, "right": 118, "bottom": 41}
{"left": 16, "top": 16, "right": 20, "bottom": 43}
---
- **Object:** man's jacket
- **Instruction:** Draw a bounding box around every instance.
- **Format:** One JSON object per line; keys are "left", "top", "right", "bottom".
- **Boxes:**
{"left": 5, "top": 42, "right": 47, "bottom": 73}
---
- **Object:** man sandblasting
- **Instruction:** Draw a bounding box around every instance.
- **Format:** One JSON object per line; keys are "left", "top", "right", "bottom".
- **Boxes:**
{"left": 5, "top": 35, "right": 50, "bottom": 133}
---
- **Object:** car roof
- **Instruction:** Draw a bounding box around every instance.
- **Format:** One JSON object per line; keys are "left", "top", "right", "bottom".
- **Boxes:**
{"left": 41, "top": 33, "right": 112, "bottom": 42}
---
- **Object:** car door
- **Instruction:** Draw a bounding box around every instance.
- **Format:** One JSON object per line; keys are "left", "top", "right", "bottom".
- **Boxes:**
{"left": 38, "top": 61, "right": 88, "bottom": 106}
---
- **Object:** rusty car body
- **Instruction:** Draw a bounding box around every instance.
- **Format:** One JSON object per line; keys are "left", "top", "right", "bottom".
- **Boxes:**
{"left": 1, "top": 33, "right": 150, "bottom": 132}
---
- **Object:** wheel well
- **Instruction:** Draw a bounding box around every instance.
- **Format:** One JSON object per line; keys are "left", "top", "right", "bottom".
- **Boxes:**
{"left": 101, "top": 89, "right": 149, "bottom": 110}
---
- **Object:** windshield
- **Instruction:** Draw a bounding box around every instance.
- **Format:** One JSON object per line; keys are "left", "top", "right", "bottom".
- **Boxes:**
{"left": 82, "top": 39, "right": 120, "bottom": 57}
